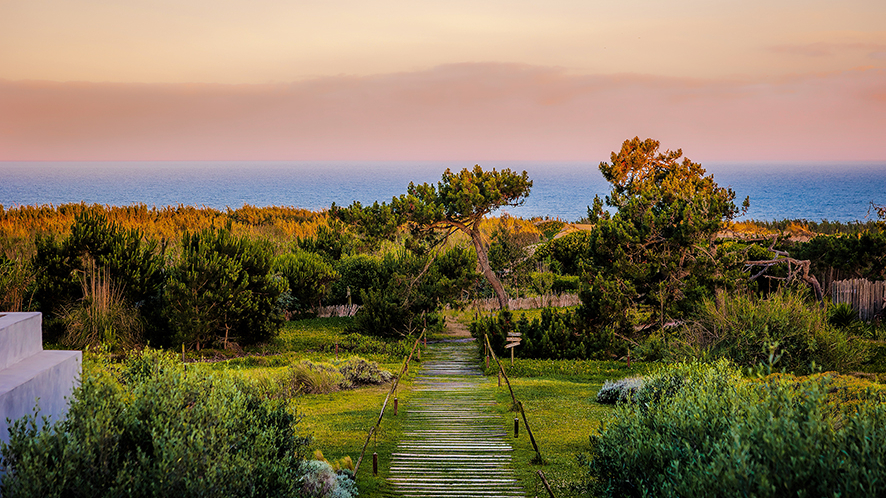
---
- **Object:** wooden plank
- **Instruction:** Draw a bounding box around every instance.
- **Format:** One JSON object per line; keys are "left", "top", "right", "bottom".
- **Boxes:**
{"left": 504, "top": 342, "right": 520, "bottom": 349}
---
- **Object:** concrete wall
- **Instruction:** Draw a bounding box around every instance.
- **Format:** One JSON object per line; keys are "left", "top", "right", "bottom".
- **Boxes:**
{"left": 0, "top": 313, "right": 81, "bottom": 446}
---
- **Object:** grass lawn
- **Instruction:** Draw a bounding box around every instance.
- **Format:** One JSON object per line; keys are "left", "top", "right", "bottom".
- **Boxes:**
{"left": 192, "top": 313, "right": 657, "bottom": 497}
{"left": 485, "top": 358, "right": 650, "bottom": 497}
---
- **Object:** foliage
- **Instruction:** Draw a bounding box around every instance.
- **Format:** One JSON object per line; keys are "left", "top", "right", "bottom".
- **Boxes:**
{"left": 330, "top": 200, "right": 402, "bottom": 250}
{"left": 585, "top": 360, "right": 886, "bottom": 498}
{"left": 274, "top": 249, "right": 340, "bottom": 317}
{"left": 297, "top": 222, "right": 356, "bottom": 262}
{"left": 0, "top": 349, "right": 309, "bottom": 498}
{"left": 471, "top": 308, "right": 626, "bottom": 361}
{"left": 32, "top": 212, "right": 166, "bottom": 341}
{"left": 793, "top": 230, "right": 886, "bottom": 281}
{"left": 392, "top": 165, "right": 533, "bottom": 309}
{"left": 676, "top": 288, "right": 867, "bottom": 373}
{"left": 287, "top": 360, "right": 350, "bottom": 394}
{"left": 595, "top": 376, "right": 644, "bottom": 405}
{"left": 579, "top": 138, "right": 744, "bottom": 334}
{"left": 535, "top": 219, "right": 566, "bottom": 240}
{"left": 350, "top": 246, "right": 477, "bottom": 337}
{"left": 164, "top": 226, "right": 286, "bottom": 348}
{"left": 60, "top": 262, "right": 143, "bottom": 351}
{"left": 338, "top": 356, "right": 394, "bottom": 386}
{"left": 298, "top": 460, "right": 358, "bottom": 498}
{"left": 534, "top": 231, "right": 595, "bottom": 276}
{"left": 0, "top": 255, "right": 35, "bottom": 312}
{"left": 487, "top": 214, "right": 541, "bottom": 290}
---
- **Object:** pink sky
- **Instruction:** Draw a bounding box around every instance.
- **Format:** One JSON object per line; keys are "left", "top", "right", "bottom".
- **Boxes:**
{"left": 1, "top": 0, "right": 884, "bottom": 162}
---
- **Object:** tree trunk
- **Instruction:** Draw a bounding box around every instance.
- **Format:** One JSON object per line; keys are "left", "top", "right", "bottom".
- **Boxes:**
{"left": 469, "top": 227, "right": 510, "bottom": 310}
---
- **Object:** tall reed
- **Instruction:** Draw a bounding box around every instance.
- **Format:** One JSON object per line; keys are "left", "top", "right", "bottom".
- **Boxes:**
{"left": 62, "top": 260, "right": 143, "bottom": 350}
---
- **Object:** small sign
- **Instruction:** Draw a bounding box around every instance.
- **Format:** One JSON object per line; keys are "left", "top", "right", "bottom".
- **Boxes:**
{"left": 507, "top": 332, "right": 522, "bottom": 338}
{"left": 505, "top": 341, "right": 520, "bottom": 349}
{"left": 507, "top": 337, "right": 522, "bottom": 343}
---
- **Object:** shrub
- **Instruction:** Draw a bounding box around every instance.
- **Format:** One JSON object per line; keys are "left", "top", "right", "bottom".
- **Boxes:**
{"left": 677, "top": 288, "right": 867, "bottom": 373}
{"left": 586, "top": 361, "right": 886, "bottom": 498}
{"left": 60, "top": 262, "right": 143, "bottom": 351}
{"left": 32, "top": 212, "right": 165, "bottom": 341}
{"left": 287, "top": 360, "right": 349, "bottom": 394}
{"left": 274, "top": 249, "right": 339, "bottom": 318}
{"left": 595, "top": 376, "right": 644, "bottom": 405}
{"left": 472, "top": 308, "right": 626, "bottom": 360}
{"left": 338, "top": 357, "right": 393, "bottom": 386}
{"left": 0, "top": 349, "right": 309, "bottom": 498}
{"left": 164, "top": 226, "right": 286, "bottom": 348}
{"left": 298, "top": 460, "right": 358, "bottom": 498}
{"left": 0, "top": 256, "right": 34, "bottom": 312}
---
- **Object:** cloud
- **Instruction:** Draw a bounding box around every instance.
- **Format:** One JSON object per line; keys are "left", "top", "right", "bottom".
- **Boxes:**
{"left": 768, "top": 42, "right": 886, "bottom": 59}
{"left": 1, "top": 63, "right": 885, "bottom": 161}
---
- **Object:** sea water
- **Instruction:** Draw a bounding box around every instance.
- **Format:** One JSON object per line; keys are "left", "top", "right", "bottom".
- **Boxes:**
{"left": 1, "top": 161, "right": 884, "bottom": 222}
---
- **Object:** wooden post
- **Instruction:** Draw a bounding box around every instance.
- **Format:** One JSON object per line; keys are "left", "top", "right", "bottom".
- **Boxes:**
{"left": 372, "top": 452, "right": 378, "bottom": 476}
{"left": 394, "top": 397, "right": 398, "bottom": 416}
{"left": 182, "top": 343, "right": 185, "bottom": 362}
{"left": 514, "top": 417, "right": 519, "bottom": 438}
{"left": 354, "top": 331, "right": 424, "bottom": 477}
{"left": 511, "top": 345, "right": 514, "bottom": 366}
{"left": 537, "top": 470, "right": 557, "bottom": 498}
{"left": 498, "top": 370, "right": 501, "bottom": 387}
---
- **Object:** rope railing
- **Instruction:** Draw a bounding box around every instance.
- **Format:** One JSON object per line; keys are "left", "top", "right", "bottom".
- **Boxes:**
{"left": 484, "top": 333, "right": 544, "bottom": 464}
{"left": 353, "top": 329, "right": 425, "bottom": 478}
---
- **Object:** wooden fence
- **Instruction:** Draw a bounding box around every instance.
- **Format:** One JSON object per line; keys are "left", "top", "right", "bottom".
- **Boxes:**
{"left": 831, "top": 279, "right": 886, "bottom": 321}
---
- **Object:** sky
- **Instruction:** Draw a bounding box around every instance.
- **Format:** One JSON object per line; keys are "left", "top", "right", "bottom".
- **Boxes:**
{"left": 1, "top": 0, "right": 885, "bottom": 162}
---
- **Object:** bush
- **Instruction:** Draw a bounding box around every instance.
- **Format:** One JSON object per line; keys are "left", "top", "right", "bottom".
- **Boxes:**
{"left": 586, "top": 361, "right": 886, "bottom": 498}
{"left": 32, "top": 212, "right": 165, "bottom": 341}
{"left": 471, "top": 308, "right": 626, "bottom": 360}
{"left": 287, "top": 360, "right": 349, "bottom": 394}
{"left": 299, "top": 460, "right": 358, "bottom": 498}
{"left": 0, "top": 349, "right": 309, "bottom": 498}
{"left": 164, "top": 226, "right": 286, "bottom": 348}
{"left": 677, "top": 288, "right": 867, "bottom": 373}
{"left": 338, "top": 357, "right": 393, "bottom": 386}
{"left": 60, "top": 262, "right": 143, "bottom": 351}
{"left": 595, "top": 376, "right": 644, "bottom": 405}
{"left": 274, "top": 249, "right": 339, "bottom": 318}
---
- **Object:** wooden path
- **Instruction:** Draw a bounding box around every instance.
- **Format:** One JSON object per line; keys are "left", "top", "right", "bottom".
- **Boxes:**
{"left": 387, "top": 339, "right": 524, "bottom": 498}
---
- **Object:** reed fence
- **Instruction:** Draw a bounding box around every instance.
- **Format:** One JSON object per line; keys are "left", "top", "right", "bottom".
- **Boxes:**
{"left": 831, "top": 279, "right": 886, "bottom": 321}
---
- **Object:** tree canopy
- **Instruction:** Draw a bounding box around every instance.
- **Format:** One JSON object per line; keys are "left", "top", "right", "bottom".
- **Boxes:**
{"left": 581, "top": 137, "right": 745, "bottom": 332}
{"left": 333, "top": 165, "right": 532, "bottom": 309}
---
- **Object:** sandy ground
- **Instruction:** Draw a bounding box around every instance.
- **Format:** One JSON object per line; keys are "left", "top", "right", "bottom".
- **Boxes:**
{"left": 443, "top": 316, "right": 472, "bottom": 338}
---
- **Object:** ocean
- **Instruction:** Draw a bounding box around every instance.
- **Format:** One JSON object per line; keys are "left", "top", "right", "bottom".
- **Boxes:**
{"left": 1, "top": 161, "right": 885, "bottom": 222}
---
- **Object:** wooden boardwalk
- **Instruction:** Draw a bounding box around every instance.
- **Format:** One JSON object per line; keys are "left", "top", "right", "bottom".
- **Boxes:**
{"left": 387, "top": 340, "right": 524, "bottom": 498}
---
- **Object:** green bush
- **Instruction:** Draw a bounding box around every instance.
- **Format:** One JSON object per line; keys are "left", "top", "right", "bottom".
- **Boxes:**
{"left": 338, "top": 357, "right": 393, "bottom": 386}
{"left": 32, "top": 212, "right": 165, "bottom": 342}
{"left": 329, "top": 254, "right": 385, "bottom": 306}
{"left": 677, "top": 288, "right": 867, "bottom": 372}
{"left": 595, "top": 376, "right": 644, "bottom": 404}
{"left": 164, "top": 226, "right": 286, "bottom": 348}
{"left": 299, "top": 460, "right": 358, "bottom": 498}
{"left": 350, "top": 247, "right": 475, "bottom": 337}
{"left": 287, "top": 360, "right": 349, "bottom": 394}
{"left": 586, "top": 361, "right": 886, "bottom": 497}
{"left": 471, "top": 308, "right": 626, "bottom": 360}
{"left": 0, "top": 349, "right": 309, "bottom": 498}
{"left": 274, "top": 249, "right": 339, "bottom": 318}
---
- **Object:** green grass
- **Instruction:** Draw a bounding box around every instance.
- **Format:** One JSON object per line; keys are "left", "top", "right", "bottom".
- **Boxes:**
{"left": 192, "top": 316, "right": 422, "bottom": 497}
{"left": 486, "top": 358, "right": 650, "bottom": 497}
